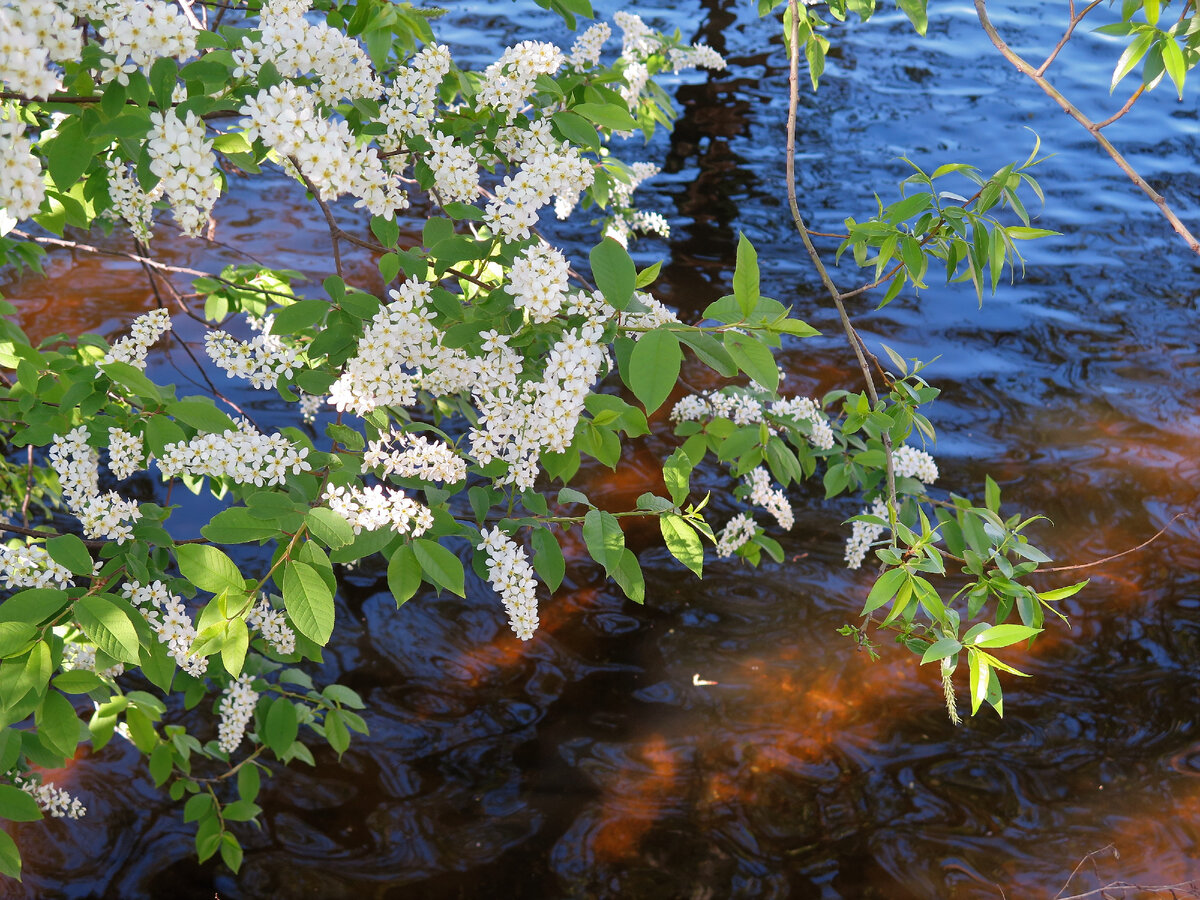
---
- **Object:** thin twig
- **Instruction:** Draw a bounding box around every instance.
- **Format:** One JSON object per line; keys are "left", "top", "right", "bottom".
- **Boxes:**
{"left": 1094, "top": 84, "right": 1145, "bottom": 130}
{"left": 1039, "top": 512, "right": 1190, "bottom": 573}
{"left": 786, "top": 0, "right": 898, "bottom": 519}
{"left": 975, "top": 0, "right": 1200, "bottom": 253}
{"left": 289, "top": 158, "right": 345, "bottom": 278}
{"left": 1037, "top": 0, "right": 1105, "bottom": 76}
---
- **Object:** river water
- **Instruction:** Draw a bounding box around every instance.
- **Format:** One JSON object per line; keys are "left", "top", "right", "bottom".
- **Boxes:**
{"left": 2, "top": 1, "right": 1199, "bottom": 897}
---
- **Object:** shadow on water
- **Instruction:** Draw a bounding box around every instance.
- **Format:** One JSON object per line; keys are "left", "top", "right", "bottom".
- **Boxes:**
{"left": 2, "top": 1, "right": 1200, "bottom": 897}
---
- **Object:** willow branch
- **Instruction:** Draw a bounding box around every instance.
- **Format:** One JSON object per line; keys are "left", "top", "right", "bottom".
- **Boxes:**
{"left": 975, "top": 0, "right": 1200, "bottom": 253}
{"left": 786, "top": 0, "right": 898, "bottom": 516}
{"left": 1037, "top": 0, "right": 1105, "bottom": 76}
{"left": 1039, "top": 512, "right": 1189, "bottom": 573}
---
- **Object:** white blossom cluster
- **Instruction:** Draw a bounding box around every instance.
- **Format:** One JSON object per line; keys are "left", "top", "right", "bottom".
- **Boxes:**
{"left": 217, "top": 673, "right": 258, "bottom": 755}
{"left": 486, "top": 118, "right": 594, "bottom": 239}
{"left": 107, "top": 427, "right": 144, "bottom": 480}
{"left": 14, "top": 774, "right": 85, "bottom": 819}
{"left": 471, "top": 323, "right": 608, "bottom": 490}
{"left": 478, "top": 528, "right": 539, "bottom": 640}
{"left": 299, "top": 392, "right": 324, "bottom": 424}
{"left": 102, "top": 158, "right": 155, "bottom": 243}
{"left": 0, "top": 117, "right": 45, "bottom": 222}
{"left": 157, "top": 420, "right": 313, "bottom": 487}
{"left": 89, "top": 0, "right": 198, "bottom": 84}
{"left": 427, "top": 133, "right": 480, "bottom": 204}
{"left": 239, "top": 0, "right": 380, "bottom": 105}
{"left": 669, "top": 43, "right": 728, "bottom": 73}
{"left": 147, "top": 109, "right": 219, "bottom": 237}
{"left": 328, "top": 278, "right": 466, "bottom": 415}
{"left": 322, "top": 484, "right": 434, "bottom": 537}
{"left": 240, "top": 82, "right": 409, "bottom": 219}
{"left": 567, "top": 22, "right": 611, "bottom": 68}
{"left": 122, "top": 579, "right": 207, "bottom": 677}
{"left": 620, "top": 291, "right": 680, "bottom": 336}
{"left": 845, "top": 497, "right": 888, "bottom": 570}
{"left": 101, "top": 308, "right": 172, "bottom": 370}
{"left": 61, "top": 640, "right": 125, "bottom": 678}
{"left": 892, "top": 444, "right": 939, "bottom": 484}
{"left": 716, "top": 513, "right": 756, "bottom": 558}
{"left": 603, "top": 162, "right": 668, "bottom": 246}
{"left": 614, "top": 10, "right": 656, "bottom": 60}
{"left": 842, "top": 448, "right": 939, "bottom": 568}
{"left": 0, "top": 542, "right": 74, "bottom": 590}
{"left": 204, "top": 327, "right": 299, "bottom": 390}
{"left": 247, "top": 596, "right": 295, "bottom": 656}
{"left": 362, "top": 429, "right": 466, "bottom": 484}
{"left": 509, "top": 243, "right": 569, "bottom": 323}
{"left": 0, "top": 1, "right": 79, "bottom": 98}
{"left": 49, "top": 426, "right": 142, "bottom": 542}
{"left": 745, "top": 466, "right": 793, "bottom": 530}
{"left": 476, "top": 40, "right": 565, "bottom": 122}
{"left": 670, "top": 390, "right": 835, "bottom": 450}
{"left": 377, "top": 43, "right": 452, "bottom": 143}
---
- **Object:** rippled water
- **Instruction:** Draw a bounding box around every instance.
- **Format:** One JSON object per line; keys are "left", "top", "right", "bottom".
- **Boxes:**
{"left": 2, "top": 1, "right": 1200, "bottom": 897}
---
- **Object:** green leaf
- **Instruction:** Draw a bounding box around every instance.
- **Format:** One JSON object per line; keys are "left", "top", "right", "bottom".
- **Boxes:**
{"left": 0, "top": 785, "right": 42, "bottom": 822}
{"left": 862, "top": 567, "right": 907, "bottom": 615}
{"left": 36, "top": 691, "right": 80, "bottom": 758}
{"left": 45, "top": 534, "right": 93, "bottom": 577}
{"left": 305, "top": 508, "right": 353, "bottom": 550}
{"left": 221, "top": 618, "right": 249, "bottom": 677}
{"left": 896, "top": 0, "right": 928, "bottom": 35}
{"left": 611, "top": 548, "right": 645, "bottom": 603}
{"left": 969, "top": 624, "right": 1041, "bottom": 649}
{"left": 1112, "top": 29, "right": 1154, "bottom": 90}
{"left": 573, "top": 101, "right": 639, "bottom": 132}
{"left": 386, "top": 543, "right": 422, "bottom": 607}
{"left": 0, "top": 623, "right": 36, "bottom": 659}
{"left": 732, "top": 233, "right": 760, "bottom": 315}
{"left": 237, "top": 763, "right": 261, "bottom": 804}
{"left": 100, "top": 361, "right": 161, "bottom": 402}
{"left": 44, "top": 119, "right": 96, "bottom": 191}
{"left": 412, "top": 539, "right": 465, "bottom": 597}
{"left": 662, "top": 448, "right": 692, "bottom": 506}
{"left": 269, "top": 298, "right": 329, "bottom": 335}
{"left": 723, "top": 332, "right": 779, "bottom": 391}
{"left": 920, "top": 637, "right": 962, "bottom": 665}
{"left": 583, "top": 509, "right": 624, "bottom": 576}
{"left": 1161, "top": 34, "right": 1186, "bottom": 98}
{"left": 627, "top": 329, "right": 681, "bottom": 413}
{"left": 531, "top": 528, "right": 565, "bottom": 592}
{"left": 264, "top": 697, "right": 298, "bottom": 757}
{"left": 325, "top": 708, "right": 350, "bottom": 757}
{"left": 177, "top": 544, "right": 245, "bottom": 595}
{"left": 74, "top": 596, "right": 141, "bottom": 664}
{"left": 220, "top": 833, "right": 244, "bottom": 873}
{"left": 0, "top": 829, "right": 21, "bottom": 880}
{"left": 967, "top": 648, "right": 988, "bottom": 715}
{"left": 660, "top": 515, "right": 704, "bottom": 577}
{"left": 590, "top": 238, "right": 636, "bottom": 310}
{"left": 282, "top": 561, "right": 335, "bottom": 645}
{"left": 53, "top": 669, "right": 104, "bottom": 694}
{"left": 984, "top": 476, "right": 1001, "bottom": 514}
{"left": 200, "top": 508, "right": 280, "bottom": 544}
{"left": 169, "top": 398, "right": 238, "bottom": 434}
{"left": 1038, "top": 580, "right": 1088, "bottom": 602}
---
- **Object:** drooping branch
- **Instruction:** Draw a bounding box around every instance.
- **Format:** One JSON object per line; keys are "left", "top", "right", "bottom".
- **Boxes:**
{"left": 974, "top": 0, "right": 1200, "bottom": 254}
{"left": 785, "top": 0, "right": 898, "bottom": 519}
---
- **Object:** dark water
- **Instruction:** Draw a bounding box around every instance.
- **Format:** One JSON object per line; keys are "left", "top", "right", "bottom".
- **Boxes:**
{"left": 3, "top": 1, "right": 1200, "bottom": 897}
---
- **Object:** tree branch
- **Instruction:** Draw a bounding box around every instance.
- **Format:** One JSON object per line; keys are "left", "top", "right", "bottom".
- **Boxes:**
{"left": 975, "top": 0, "right": 1200, "bottom": 253}
{"left": 785, "top": 0, "right": 898, "bottom": 518}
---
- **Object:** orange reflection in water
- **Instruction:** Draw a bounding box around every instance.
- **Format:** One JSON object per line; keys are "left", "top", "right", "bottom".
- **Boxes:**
{"left": 589, "top": 735, "right": 680, "bottom": 862}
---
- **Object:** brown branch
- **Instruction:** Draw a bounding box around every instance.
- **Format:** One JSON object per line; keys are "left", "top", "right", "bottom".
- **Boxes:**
{"left": 289, "top": 158, "right": 345, "bottom": 279}
{"left": 786, "top": 0, "right": 898, "bottom": 517}
{"left": 1037, "top": 0, "right": 1105, "bottom": 76}
{"left": 975, "top": 0, "right": 1200, "bottom": 254}
{"left": 9, "top": 231, "right": 298, "bottom": 303}
{"left": 1094, "top": 84, "right": 1145, "bottom": 130}
{"left": 1039, "top": 512, "right": 1190, "bottom": 573}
